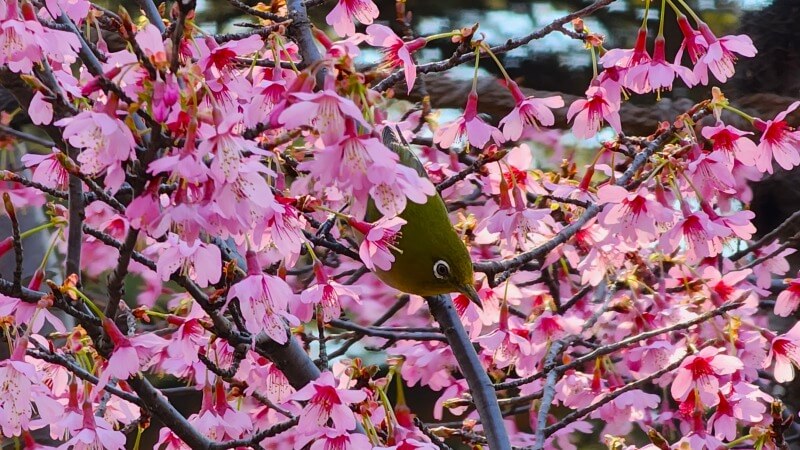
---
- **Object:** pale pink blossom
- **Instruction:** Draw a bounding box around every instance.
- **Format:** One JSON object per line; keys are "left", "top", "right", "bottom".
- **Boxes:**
{"left": 300, "top": 261, "right": 360, "bottom": 322}
{"left": 366, "top": 24, "right": 426, "bottom": 92}
{"left": 58, "top": 402, "right": 125, "bottom": 450}
{"left": 28, "top": 91, "right": 53, "bottom": 125}
{"left": 434, "top": 91, "right": 503, "bottom": 149}
{"left": 155, "top": 233, "right": 222, "bottom": 288}
{"left": 227, "top": 251, "right": 297, "bottom": 344}
{"left": 499, "top": 80, "right": 564, "bottom": 141}
{"left": 348, "top": 216, "right": 406, "bottom": 271}
{"left": 326, "top": 0, "right": 379, "bottom": 37}
{"left": 597, "top": 185, "right": 673, "bottom": 244}
{"left": 97, "top": 319, "right": 168, "bottom": 388}
{"left": 660, "top": 209, "right": 731, "bottom": 264}
{"left": 20, "top": 148, "right": 69, "bottom": 190}
{"left": 279, "top": 85, "right": 371, "bottom": 145}
{"left": 135, "top": 23, "right": 167, "bottom": 67}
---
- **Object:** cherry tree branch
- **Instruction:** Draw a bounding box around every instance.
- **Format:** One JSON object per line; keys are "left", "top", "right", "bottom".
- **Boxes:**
{"left": 425, "top": 294, "right": 511, "bottom": 450}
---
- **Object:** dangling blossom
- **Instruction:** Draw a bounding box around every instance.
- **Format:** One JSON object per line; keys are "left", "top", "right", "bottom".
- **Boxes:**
{"left": 0, "top": 338, "right": 39, "bottom": 437}
{"left": 58, "top": 402, "right": 125, "bottom": 450}
{"left": 227, "top": 251, "right": 297, "bottom": 344}
{"left": 764, "top": 323, "right": 800, "bottom": 383}
{"left": 434, "top": 91, "right": 502, "bottom": 149}
{"left": 366, "top": 24, "right": 426, "bottom": 92}
{"left": 300, "top": 261, "right": 360, "bottom": 322}
{"left": 499, "top": 80, "right": 564, "bottom": 141}
{"left": 190, "top": 382, "right": 252, "bottom": 442}
{"left": 97, "top": 319, "right": 168, "bottom": 388}
{"left": 347, "top": 216, "right": 406, "bottom": 271}
{"left": 600, "top": 27, "right": 651, "bottom": 94}
{"left": 292, "top": 372, "right": 366, "bottom": 432}
{"left": 753, "top": 101, "right": 800, "bottom": 174}
{"left": 279, "top": 82, "right": 371, "bottom": 145}
{"left": 298, "top": 428, "right": 373, "bottom": 450}
{"left": 326, "top": 0, "right": 379, "bottom": 37}
{"left": 626, "top": 36, "right": 697, "bottom": 95}
{"left": 693, "top": 21, "right": 757, "bottom": 85}
{"left": 566, "top": 86, "right": 622, "bottom": 140}
{"left": 155, "top": 233, "right": 222, "bottom": 288}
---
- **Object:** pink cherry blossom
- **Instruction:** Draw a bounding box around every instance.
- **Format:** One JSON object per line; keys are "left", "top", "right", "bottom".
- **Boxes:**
{"left": 775, "top": 275, "right": 800, "bottom": 317}
{"left": 764, "top": 322, "right": 800, "bottom": 383}
{"left": 499, "top": 80, "right": 564, "bottom": 141}
{"left": 693, "top": 22, "right": 757, "bottom": 84}
{"left": 660, "top": 209, "right": 731, "bottom": 264}
{"left": 670, "top": 347, "right": 743, "bottom": 407}
{"left": 0, "top": 338, "right": 39, "bottom": 437}
{"left": 227, "top": 251, "right": 297, "bottom": 344}
{"left": 20, "top": 148, "right": 69, "bottom": 190}
{"left": 28, "top": 91, "right": 52, "bottom": 126}
{"left": 626, "top": 36, "right": 697, "bottom": 94}
{"left": 279, "top": 84, "right": 371, "bottom": 145}
{"left": 365, "top": 161, "right": 435, "bottom": 217}
{"left": 753, "top": 101, "right": 800, "bottom": 173}
{"left": 299, "top": 428, "right": 374, "bottom": 450}
{"left": 434, "top": 91, "right": 503, "bottom": 149}
{"left": 326, "top": 0, "right": 379, "bottom": 37}
{"left": 348, "top": 216, "right": 406, "bottom": 271}
{"left": 366, "top": 24, "right": 426, "bottom": 93}
{"left": 155, "top": 233, "right": 222, "bottom": 288}
{"left": 55, "top": 110, "right": 137, "bottom": 192}
{"left": 300, "top": 261, "right": 360, "bottom": 322}
{"left": 97, "top": 319, "right": 168, "bottom": 388}
{"left": 597, "top": 185, "right": 673, "bottom": 244}
{"left": 135, "top": 23, "right": 167, "bottom": 67}
{"left": 58, "top": 402, "right": 125, "bottom": 450}
{"left": 566, "top": 86, "right": 622, "bottom": 139}
{"left": 292, "top": 371, "right": 366, "bottom": 432}
{"left": 701, "top": 123, "right": 759, "bottom": 167}
{"left": 600, "top": 28, "right": 652, "bottom": 94}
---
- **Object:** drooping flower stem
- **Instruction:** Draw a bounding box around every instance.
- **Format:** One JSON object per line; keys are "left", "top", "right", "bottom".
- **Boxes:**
{"left": 481, "top": 43, "right": 513, "bottom": 82}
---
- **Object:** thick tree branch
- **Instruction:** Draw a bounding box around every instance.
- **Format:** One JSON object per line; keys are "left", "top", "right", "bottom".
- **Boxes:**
{"left": 425, "top": 294, "right": 510, "bottom": 450}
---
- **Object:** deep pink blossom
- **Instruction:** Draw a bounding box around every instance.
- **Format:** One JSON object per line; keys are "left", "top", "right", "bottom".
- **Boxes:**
{"left": 660, "top": 209, "right": 731, "bottom": 264}
{"left": 566, "top": 86, "right": 621, "bottom": 139}
{"left": 765, "top": 322, "right": 800, "bottom": 383}
{"left": 701, "top": 123, "right": 758, "bottom": 167}
{"left": 293, "top": 372, "right": 366, "bottom": 432}
{"left": 597, "top": 185, "right": 673, "bottom": 244}
{"left": 21, "top": 149, "right": 69, "bottom": 190}
{"left": 753, "top": 101, "right": 800, "bottom": 173}
{"left": 693, "top": 22, "right": 757, "bottom": 84}
{"left": 670, "top": 347, "right": 743, "bottom": 407}
{"left": 58, "top": 402, "right": 125, "bottom": 450}
{"left": 776, "top": 275, "right": 800, "bottom": 317}
{"left": 626, "top": 36, "right": 697, "bottom": 94}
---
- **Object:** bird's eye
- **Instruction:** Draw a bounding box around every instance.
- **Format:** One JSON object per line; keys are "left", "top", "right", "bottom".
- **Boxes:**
{"left": 433, "top": 260, "right": 450, "bottom": 280}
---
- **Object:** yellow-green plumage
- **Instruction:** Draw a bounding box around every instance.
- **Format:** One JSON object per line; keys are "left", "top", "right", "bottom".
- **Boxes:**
{"left": 364, "top": 129, "right": 479, "bottom": 303}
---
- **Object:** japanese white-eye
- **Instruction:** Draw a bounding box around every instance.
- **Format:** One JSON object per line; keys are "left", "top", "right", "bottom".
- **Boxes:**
{"left": 363, "top": 128, "right": 481, "bottom": 306}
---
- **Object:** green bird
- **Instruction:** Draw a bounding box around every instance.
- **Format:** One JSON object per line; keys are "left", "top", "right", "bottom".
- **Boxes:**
{"left": 362, "top": 128, "right": 481, "bottom": 306}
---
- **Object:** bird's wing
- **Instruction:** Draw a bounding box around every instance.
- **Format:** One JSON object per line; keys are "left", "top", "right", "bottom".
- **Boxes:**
{"left": 381, "top": 127, "right": 427, "bottom": 178}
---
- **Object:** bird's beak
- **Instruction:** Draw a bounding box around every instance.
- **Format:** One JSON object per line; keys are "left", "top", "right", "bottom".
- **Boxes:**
{"left": 460, "top": 284, "right": 482, "bottom": 308}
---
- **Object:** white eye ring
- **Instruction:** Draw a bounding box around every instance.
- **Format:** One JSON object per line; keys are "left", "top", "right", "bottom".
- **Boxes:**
{"left": 433, "top": 260, "right": 450, "bottom": 280}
